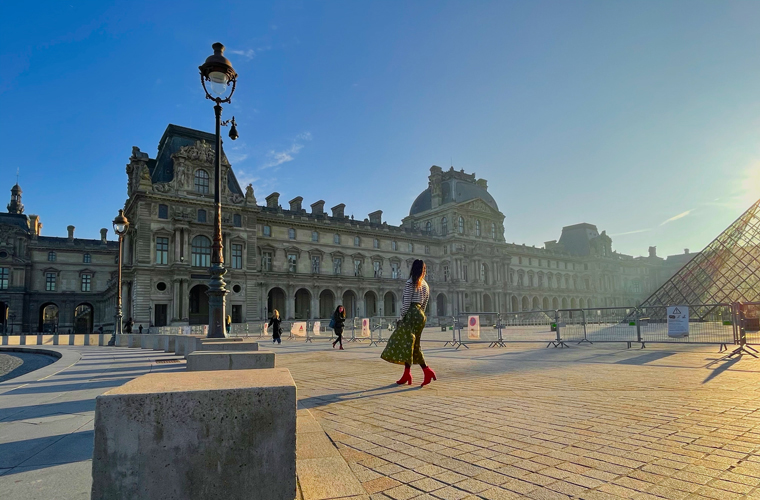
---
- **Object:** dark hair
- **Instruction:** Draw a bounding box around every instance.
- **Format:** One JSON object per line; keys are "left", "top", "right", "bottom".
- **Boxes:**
{"left": 409, "top": 259, "right": 426, "bottom": 289}
{"left": 334, "top": 305, "right": 346, "bottom": 318}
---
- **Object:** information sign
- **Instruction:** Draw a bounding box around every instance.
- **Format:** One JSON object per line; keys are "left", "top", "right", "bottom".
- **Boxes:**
{"left": 667, "top": 306, "right": 689, "bottom": 338}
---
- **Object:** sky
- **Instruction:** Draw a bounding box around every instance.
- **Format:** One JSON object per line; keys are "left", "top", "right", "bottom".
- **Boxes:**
{"left": 2, "top": 0, "right": 760, "bottom": 258}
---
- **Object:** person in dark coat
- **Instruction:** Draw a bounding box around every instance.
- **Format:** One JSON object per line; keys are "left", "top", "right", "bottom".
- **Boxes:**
{"left": 124, "top": 318, "right": 134, "bottom": 334}
{"left": 268, "top": 309, "right": 282, "bottom": 344}
{"left": 331, "top": 305, "right": 346, "bottom": 350}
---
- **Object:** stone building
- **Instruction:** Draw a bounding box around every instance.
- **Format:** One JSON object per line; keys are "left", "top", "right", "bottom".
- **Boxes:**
{"left": 0, "top": 123, "right": 688, "bottom": 332}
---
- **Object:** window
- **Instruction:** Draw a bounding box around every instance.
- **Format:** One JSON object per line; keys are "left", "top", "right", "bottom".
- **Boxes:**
{"left": 491, "top": 223, "right": 496, "bottom": 239}
{"left": 424, "top": 245, "right": 430, "bottom": 255}
{"left": 191, "top": 235, "right": 212, "bottom": 267}
{"left": 458, "top": 216, "right": 464, "bottom": 234}
{"left": 194, "top": 169, "right": 210, "bottom": 194}
{"left": 287, "top": 253, "right": 297, "bottom": 273}
{"left": 480, "top": 264, "right": 487, "bottom": 284}
{"left": 158, "top": 204, "right": 169, "bottom": 219}
{"left": 632, "top": 281, "right": 641, "bottom": 293}
{"left": 518, "top": 256, "right": 522, "bottom": 264}
{"left": 333, "top": 257, "right": 343, "bottom": 275}
{"left": 443, "top": 265, "right": 450, "bottom": 282}
{"left": 538, "top": 274, "right": 543, "bottom": 287}
{"left": 441, "top": 217, "right": 448, "bottom": 236}
{"left": 233, "top": 214, "right": 242, "bottom": 227}
{"left": 408, "top": 242, "right": 413, "bottom": 253}
{"left": 529, "top": 274, "right": 534, "bottom": 287}
{"left": 373, "top": 261, "right": 382, "bottom": 278}
{"left": 354, "top": 236, "right": 361, "bottom": 247}
{"left": 0, "top": 267, "right": 8, "bottom": 289}
{"left": 81, "top": 274, "right": 91, "bottom": 292}
{"left": 333, "top": 234, "right": 341, "bottom": 245}
{"left": 312, "top": 256, "right": 321, "bottom": 274}
{"left": 373, "top": 238, "right": 379, "bottom": 249}
{"left": 476, "top": 220, "right": 481, "bottom": 237}
{"left": 354, "top": 259, "right": 362, "bottom": 276}
{"left": 392, "top": 241, "right": 397, "bottom": 251}
{"left": 391, "top": 262, "right": 400, "bottom": 279}
{"left": 584, "top": 278, "right": 590, "bottom": 290}
{"left": 197, "top": 209, "right": 207, "bottom": 223}
{"left": 262, "top": 252, "right": 273, "bottom": 272}
{"left": 584, "top": 263, "right": 589, "bottom": 270}
{"left": 312, "top": 231, "right": 319, "bottom": 242}
{"left": 263, "top": 225, "right": 271, "bottom": 237}
{"left": 425, "top": 221, "right": 432, "bottom": 233}
{"left": 45, "top": 272, "right": 56, "bottom": 291}
{"left": 232, "top": 244, "right": 243, "bottom": 269}
{"left": 462, "top": 264, "right": 468, "bottom": 282}
{"left": 529, "top": 258, "right": 533, "bottom": 265}
{"left": 48, "top": 251, "right": 56, "bottom": 262}
{"left": 156, "top": 237, "right": 169, "bottom": 264}
{"left": 83, "top": 253, "right": 91, "bottom": 264}
{"left": 288, "top": 228, "right": 296, "bottom": 240}
{"left": 443, "top": 245, "right": 448, "bottom": 255}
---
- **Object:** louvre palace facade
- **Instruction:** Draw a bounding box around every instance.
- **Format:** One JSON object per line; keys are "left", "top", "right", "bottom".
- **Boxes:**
{"left": 0, "top": 124, "right": 685, "bottom": 333}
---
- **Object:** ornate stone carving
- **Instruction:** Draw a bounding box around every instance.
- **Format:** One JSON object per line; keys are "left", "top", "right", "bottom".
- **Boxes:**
{"left": 153, "top": 183, "right": 172, "bottom": 194}
{"left": 245, "top": 184, "right": 256, "bottom": 206}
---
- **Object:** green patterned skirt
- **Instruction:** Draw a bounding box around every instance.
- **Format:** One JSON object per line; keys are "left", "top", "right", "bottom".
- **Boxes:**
{"left": 381, "top": 303, "right": 426, "bottom": 366}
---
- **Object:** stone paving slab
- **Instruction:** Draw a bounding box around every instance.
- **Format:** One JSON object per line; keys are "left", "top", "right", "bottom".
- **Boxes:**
{"left": 273, "top": 341, "right": 760, "bottom": 500}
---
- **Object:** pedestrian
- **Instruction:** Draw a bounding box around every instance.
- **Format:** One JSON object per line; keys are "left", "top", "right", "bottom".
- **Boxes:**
{"left": 331, "top": 305, "right": 346, "bottom": 350}
{"left": 226, "top": 314, "right": 232, "bottom": 335}
{"left": 98, "top": 325, "right": 104, "bottom": 335}
{"left": 124, "top": 318, "right": 134, "bottom": 334}
{"left": 269, "top": 309, "right": 282, "bottom": 344}
{"left": 138, "top": 324, "right": 143, "bottom": 334}
{"left": 381, "top": 259, "right": 437, "bottom": 387}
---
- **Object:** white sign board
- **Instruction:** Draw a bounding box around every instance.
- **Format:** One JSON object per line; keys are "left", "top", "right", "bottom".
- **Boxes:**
{"left": 667, "top": 306, "right": 689, "bottom": 338}
{"left": 361, "top": 318, "right": 371, "bottom": 338}
{"left": 312, "top": 321, "right": 321, "bottom": 336}
{"left": 467, "top": 315, "right": 481, "bottom": 339}
{"left": 291, "top": 321, "right": 307, "bottom": 337}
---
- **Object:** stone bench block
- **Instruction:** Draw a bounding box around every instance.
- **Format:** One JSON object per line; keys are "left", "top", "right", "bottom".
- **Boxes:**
{"left": 140, "top": 335, "right": 154, "bottom": 349}
{"left": 152, "top": 335, "right": 165, "bottom": 351}
{"left": 197, "top": 341, "right": 259, "bottom": 352}
{"left": 163, "top": 335, "right": 177, "bottom": 352}
{"left": 127, "top": 335, "right": 141, "bottom": 348}
{"left": 186, "top": 351, "right": 275, "bottom": 371}
{"left": 186, "top": 337, "right": 244, "bottom": 356}
{"left": 91, "top": 368, "right": 297, "bottom": 500}
{"left": 115, "top": 335, "right": 129, "bottom": 347}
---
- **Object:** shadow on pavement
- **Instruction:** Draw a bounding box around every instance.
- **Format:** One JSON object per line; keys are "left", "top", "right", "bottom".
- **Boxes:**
{"left": 298, "top": 384, "right": 419, "bottom": 409}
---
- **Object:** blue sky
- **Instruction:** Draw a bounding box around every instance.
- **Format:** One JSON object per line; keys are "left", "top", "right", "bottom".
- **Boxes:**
{"left": 2, "top": 1, "right": 759, "bottom": 258}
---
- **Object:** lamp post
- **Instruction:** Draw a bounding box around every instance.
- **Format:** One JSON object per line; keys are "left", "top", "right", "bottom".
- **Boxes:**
{"left": 110, "top": 209, "right": 129, "bottom": 346}
{"left": 199, "top": 42, "right": 239, "bottom": 338}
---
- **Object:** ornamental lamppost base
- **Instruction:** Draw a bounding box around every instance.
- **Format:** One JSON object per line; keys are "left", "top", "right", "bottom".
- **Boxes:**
{"left": 207, "top": 263, "right": 228, "bottom": 338}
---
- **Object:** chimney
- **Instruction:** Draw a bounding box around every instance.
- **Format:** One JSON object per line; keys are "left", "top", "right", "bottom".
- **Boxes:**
{"left": 265, "top": 192, "right": 280, "bottom": 209}
{"left": 648, "top": 246, "right": 657, "bottom": 258}
{"left": 369, "top": 210, "right": 383, "bottom": 225}
{"left": 100, "top": 228, "right": 108, "bottom": 244}
{"left": 289, "top": 196, "right": 303, "bottom": 212}
{"left": 311, "top": 200, "right": 325, "bottom": 215}
{"left": 476, "top": 178, "right": 488, "bottom": 190}
{"left": 331, "top": 203, "right": 346, "bottom": 219}
{"left": 67, "top": 225, "right": 75, "bottom": 242}
{"left": 684, "top": 248, "right": 689, "bottom": 254}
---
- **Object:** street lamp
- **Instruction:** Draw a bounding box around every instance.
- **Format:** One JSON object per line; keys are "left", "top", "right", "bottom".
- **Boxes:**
{"left": 110, "top": 209, "right": 129, "bottom": 346}
{"left": 199, "top": 42, "right": 239, "bottom": 338}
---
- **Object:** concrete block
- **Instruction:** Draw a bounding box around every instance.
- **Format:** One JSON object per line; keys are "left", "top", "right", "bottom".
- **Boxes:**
{"left": 186, "top": 337, "right": 244, "bottom": 356}
{"left": 163, "top": 335, "right": 176, "bottom": 352}
{"left": 127, "top": 335, "right": 141, "bottom": 348}
{"left": 186, "top": 351, "right": 275, "bottom": 371}
{"left": 196, "top": 341, "right": 259, "bottom": 352}
{"left": 140, "top": 335, "right": 153, "bottom": 349}
{"left": 152, "top": 335, "right": 165, "bottom": 351}
{"left": 91, "top": 368, "right": 297, "bottom": 500}
{"left": 115, "top": 335, "right": 130, "bottom": 347}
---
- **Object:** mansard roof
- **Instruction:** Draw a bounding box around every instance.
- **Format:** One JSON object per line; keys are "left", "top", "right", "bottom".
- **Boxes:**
{"left": 409, "top": 168, "right": 499, "bottom": 216}
{"left": 151, "top": 124, "right": 243, "bottom": 196}
{"left": 0, "top": 212, "right": 29, "bottom": 231}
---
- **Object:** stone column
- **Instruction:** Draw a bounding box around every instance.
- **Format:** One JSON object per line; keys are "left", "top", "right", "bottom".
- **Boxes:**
{"left": 311, "top": 290, "right": 320, "bottom": 319}
{"left": 286, "top": 286, "right": 295, "bottom": 320}
{"left": 174, "top": 229, "right": 182, "bottom": 263}
{"left": 172, "top": 279, "right": 181, "bottom": 322}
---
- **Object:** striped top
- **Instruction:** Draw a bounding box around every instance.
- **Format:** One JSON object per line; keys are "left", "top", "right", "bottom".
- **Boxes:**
{"left": 400, "top": 277, "right": 430, "bottom": 317}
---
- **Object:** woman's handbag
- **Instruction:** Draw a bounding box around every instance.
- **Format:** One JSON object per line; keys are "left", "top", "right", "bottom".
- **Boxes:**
{"left": 328, "top": 317, "right": 336, "bottom": 329}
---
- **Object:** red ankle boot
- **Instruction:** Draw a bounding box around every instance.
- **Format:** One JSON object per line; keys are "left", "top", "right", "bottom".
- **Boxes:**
{"left": 396, "top": 365, "right": 412, "bottom": 385}
{"left": 420, "top": 367, "right": 437, "bottom": 387}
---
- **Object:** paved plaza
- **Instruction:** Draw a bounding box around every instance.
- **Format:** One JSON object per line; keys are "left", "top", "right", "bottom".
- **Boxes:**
{"left": 1, "top": 339, "right": 760, "bottom": 499}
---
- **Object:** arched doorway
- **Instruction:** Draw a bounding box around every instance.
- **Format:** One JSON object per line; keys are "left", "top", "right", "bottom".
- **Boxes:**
{"left": 571, "top": 298, "right": 577, "bottom": 309}
{"left": 552, "top": 297, "right": 559, "bottom": 310}
{"left": 294, "top": 288, "right": 311, "bottom": 319}
{"left": 436, "top": 293, "right": 447, "bottom": 317}
{"left": 73, "top": 303, "right": 94, "bottom": 334}
{"left": 483, "top": 294, "right": 493, "bottom": 312}
{"left": 579, "top": 298, "right": 586, "bottom": 309}
{"left": 511, "top": 296, "right": 518, "bottom": 313}
{"left": 384, "top": 292, "right": 397, "bottom": 317}
{"left": 342, "top": 290, "right": 357, "bottom": 318}
{"left": 588, "top": 298, "right": 594, "bottom": 308}
{"left": 319, "top": 290, "right": 334, "bottom": 319}
{"left": 189, "top": 285, "right": 210, "bottom": 325}
{"left": 532, "top": 297, "right": 539, "bottom": 310}
{"left": 561, "top": 297, "right": 568, "bottom": 309}
{"left": 39, "top": 303, "right": 59, "bottom": 333}
{"left": 521, "top": 296, "right": 529, "bottom": 311}
{"left": 365, "top": 291, "right": 378, "bottom": 317}
{"left": 267, "top": 287, "right": 286, "bottom": 319}
{"left": 542, "top": 297, "right": 549, "bottom": 310}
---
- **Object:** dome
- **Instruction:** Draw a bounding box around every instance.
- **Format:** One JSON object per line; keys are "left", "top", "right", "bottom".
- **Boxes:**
{"left": 409, "top": 177, "right": 499, "bottom": 216}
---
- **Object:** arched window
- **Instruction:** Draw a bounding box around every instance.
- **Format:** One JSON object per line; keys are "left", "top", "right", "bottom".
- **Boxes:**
{"left": 312, "top": 231, "right": 319, "bottom": 242}
{"left": 83, "top": 253, "right": 91, "bottom": 263}
{"left": 191, "top": 235, "right": 212, "bottom": 267}
{"left": 475, "top": 220, "right": 481, "bottom": 237}
{"left": 491, "top": 223, "right": 496, "bottom": 239}
{"left": 288, "top": 228, "right": 296, "bottom": 240}
{"left": 441, "top": 217, "right": 448, "bottom": 236}
{"left": 458, "top": 216, "right": 464, "bottom": 234}
{"left": 194, "top": 169, "right": 210, "bottom": 194}
{"left": 425, "top": 221, "right": 432, "bottom": 234}
{"left": 48, "top": 251, "right": 56, "bottom": 262}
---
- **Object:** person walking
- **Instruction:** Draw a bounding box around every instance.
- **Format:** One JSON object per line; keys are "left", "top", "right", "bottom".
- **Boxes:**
{"left": 269, "top": 309, "right": 282, "bottom": 344}
{"left": 331, "top": 305, "right": 346, "bottom": 350}
{"left": 381, "top": 259, "right": 437, "bottom": 387}
{"left": 225, "top": 314, "right": 232, "bottom": 335}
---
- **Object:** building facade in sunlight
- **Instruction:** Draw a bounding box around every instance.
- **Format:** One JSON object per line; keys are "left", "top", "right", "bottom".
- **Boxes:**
{"left": 0, "top": 125, "right": 684, "bottom": 332}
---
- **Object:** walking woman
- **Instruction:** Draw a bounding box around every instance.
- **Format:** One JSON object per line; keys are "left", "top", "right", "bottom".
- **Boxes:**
{"left": 381, "top": 259, "right": 437, "bottom": 387}
{"left": 269, "top": 309, "right": 282, "bottom": 344}
{"left": 331, "top": 305, "right": 346, "bottom": 350}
